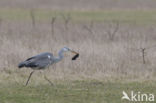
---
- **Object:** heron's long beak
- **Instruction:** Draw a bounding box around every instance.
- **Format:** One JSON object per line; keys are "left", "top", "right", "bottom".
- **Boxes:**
{"left": 70, "top": 50, "right": 79, "bottom": 60}
{"left": 70, "top": 50, "right": 78, "bottom": 54}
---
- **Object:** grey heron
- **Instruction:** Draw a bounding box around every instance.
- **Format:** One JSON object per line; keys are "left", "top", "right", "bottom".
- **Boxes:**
{"left": 18, "top": 47, "right": 79, "bottom": 86}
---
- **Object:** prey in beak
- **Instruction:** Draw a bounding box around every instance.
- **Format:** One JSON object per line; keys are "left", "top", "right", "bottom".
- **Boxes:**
{"left": 70, "top": 50, "right": 79, "bottom": 60}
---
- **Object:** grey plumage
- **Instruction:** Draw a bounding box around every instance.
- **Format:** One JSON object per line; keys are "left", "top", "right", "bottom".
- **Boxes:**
{"left": 18, "top": 52, "right": 54, "bottom": 69}
{"left": 18, "top": 47, "right": 79, "bottom": 86}
{"left": 18, "top": 47, "right": 76, "bottom": 70}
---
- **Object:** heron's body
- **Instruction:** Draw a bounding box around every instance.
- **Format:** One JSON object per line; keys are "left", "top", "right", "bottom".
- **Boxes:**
{"left": 18, "top": 47, "right": 79, "bottom": 86}
{"left": 18, "top": 52, "right": 54, "bottom": 70}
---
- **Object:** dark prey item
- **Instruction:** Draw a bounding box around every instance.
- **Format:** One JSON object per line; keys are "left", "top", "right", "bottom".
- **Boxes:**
{"left": 72, "top": 53, "right": 79, "bottom": 60}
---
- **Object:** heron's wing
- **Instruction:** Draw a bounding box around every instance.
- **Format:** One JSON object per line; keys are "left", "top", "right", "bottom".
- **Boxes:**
{"left": 26, "top": 52, "right": 52, "bottom": 61}
{"left": 25, "top": 61, "right": 38, "bottom": 68}
{"left": 25, "top": 57, "right": 50, "bottom": 68}
{"left": 24, "top": 52, "right": 54, "bottom": 68}
{"left": 26, "top": 57, "right": 35, "bottom": 61}
{"left": 33, "top": 56, "right": 54, "bottom": 68}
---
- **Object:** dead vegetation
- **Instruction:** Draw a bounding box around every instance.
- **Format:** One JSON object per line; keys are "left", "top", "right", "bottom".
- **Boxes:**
{"left": 0, "top": 14, "right": 156, "bottom": 83}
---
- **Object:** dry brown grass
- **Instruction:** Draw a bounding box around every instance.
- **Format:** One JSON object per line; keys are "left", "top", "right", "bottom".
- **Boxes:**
{"left": 0, "top": 17, "right": 156, "bottom": 84}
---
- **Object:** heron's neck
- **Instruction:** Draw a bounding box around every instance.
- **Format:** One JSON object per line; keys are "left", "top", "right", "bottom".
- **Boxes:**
{"left": 54, "top": 49, "right": 64, "bottom": 63}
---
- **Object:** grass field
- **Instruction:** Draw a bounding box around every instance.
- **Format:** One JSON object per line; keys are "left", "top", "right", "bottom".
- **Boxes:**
{"left": 0, "top": 9, "right": 156, "bottom": 24}
{"left": 1, "top": 0, "right": 156, "bottom": 102}
{"left": 0, "top": 80, "right": 155, "bottom": 103}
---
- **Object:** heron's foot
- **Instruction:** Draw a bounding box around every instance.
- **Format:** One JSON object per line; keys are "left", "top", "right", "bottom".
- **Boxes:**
{"left": 44, "top": 75, "right": 54, "bottom": 86}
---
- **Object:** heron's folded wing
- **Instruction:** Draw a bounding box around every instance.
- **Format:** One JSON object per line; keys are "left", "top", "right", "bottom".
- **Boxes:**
{"left": 33, "top": 56, "right": 53, "bottom": 68}
{"left": 26, "top": 52, "right": 53, "bottom": 61}
{"left": 25, "top": 62, "right": 39, "bottom": 68}
{"left": 24, "top": 52, "right": 53, "bottom": 68}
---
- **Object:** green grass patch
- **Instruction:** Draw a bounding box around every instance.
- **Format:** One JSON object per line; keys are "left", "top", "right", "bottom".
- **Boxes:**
{"left": 0, "top": 81, "right": 155, "bottom": 103}
{"left": 0, "top": 9, "right": 156, "bottom": 24}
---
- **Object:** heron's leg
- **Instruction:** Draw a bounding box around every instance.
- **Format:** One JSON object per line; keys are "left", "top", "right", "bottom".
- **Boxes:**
{"left": 25, "top": 71, "right": 34, "bottom": 86}
{"left": 44, "top": 75, "right": 54, "bottom": 86}
{"left": 39, "top": 70, "right": 53, "bottom": 86}
{"left": 43, "top": 67, "right": 54, "bottom": 86}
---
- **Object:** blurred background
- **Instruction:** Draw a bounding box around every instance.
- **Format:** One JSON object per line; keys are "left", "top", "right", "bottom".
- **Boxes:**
{"left": 0, "top": 0, "right": 156, "bottom": 82}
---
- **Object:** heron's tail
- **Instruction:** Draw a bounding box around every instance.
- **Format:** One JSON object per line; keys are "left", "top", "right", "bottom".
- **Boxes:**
{"left": 18, "top": 62, "right": 26, "bottom": 68}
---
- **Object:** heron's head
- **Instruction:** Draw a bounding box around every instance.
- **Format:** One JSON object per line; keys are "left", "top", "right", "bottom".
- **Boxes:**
{"left": 62, "top": 47, "right": 70, "bottom": 52}
{"left": 62, "top": 47, "right": 79, "bottom": 60}
{"left": 62, "top": 47, "right": 77, "bottom": 54}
